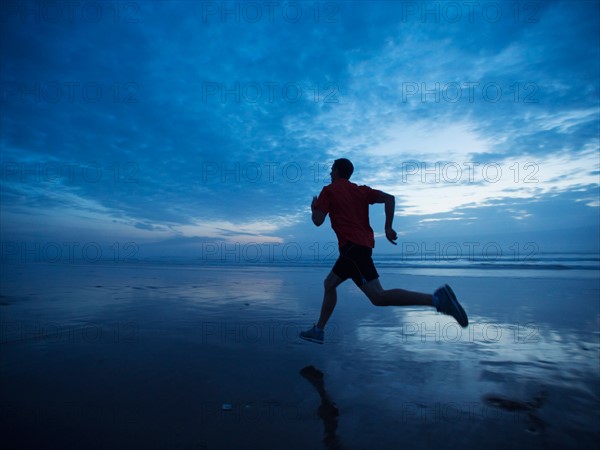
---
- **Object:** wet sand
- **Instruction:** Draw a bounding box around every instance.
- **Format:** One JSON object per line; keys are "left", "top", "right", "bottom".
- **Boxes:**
{"left": 1, "top": 262, "right": 599, "bottom": 450}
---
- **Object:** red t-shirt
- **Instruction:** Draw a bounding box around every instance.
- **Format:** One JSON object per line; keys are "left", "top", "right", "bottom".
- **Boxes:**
{"left": 314, "top": 178, "right": 381, "bottom": 248}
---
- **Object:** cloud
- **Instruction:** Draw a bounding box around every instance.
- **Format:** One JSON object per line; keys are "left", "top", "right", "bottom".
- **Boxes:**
{"left": 0, "top": 0, "right": 598, "bottom": 253}
{"left": 174, "top": 213, "right": 302, "bottom": 243}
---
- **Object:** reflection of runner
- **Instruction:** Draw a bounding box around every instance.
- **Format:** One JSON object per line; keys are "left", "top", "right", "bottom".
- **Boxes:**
{"left": 299, "top": 365, "right": 342, "bottom": 450}
{"left": 300, "top": 158, "right": 468, "bottom": 344}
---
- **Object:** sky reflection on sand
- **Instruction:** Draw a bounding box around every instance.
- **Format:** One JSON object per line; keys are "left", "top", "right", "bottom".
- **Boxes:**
{"left": 1, "top": 263, "right": 598, "bottom": 449}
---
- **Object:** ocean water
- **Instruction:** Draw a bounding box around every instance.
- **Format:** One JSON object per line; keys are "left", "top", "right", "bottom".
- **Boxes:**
{"left": 1, "top": 260, "right": 599, "bottom": 450}
{"left": 134, "top": 250, "right": 600, "bottom": 279}
{"left": 374, "top": 251, "right": 600, "bottom": 277}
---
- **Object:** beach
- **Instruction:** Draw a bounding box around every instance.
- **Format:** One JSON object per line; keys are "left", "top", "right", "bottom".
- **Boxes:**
{"left": 1, "top": 261, "right": 599, "bottom": 450}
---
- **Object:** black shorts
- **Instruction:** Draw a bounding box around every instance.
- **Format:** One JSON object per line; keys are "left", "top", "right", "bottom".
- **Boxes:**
{"left": 332, "top": 241, "right": 379, "bottom": 287}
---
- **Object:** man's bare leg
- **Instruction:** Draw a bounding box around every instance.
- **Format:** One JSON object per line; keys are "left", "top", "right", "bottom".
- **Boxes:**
{"left": 360, "top": 278, "right": 469, "bottom": 327}
{"left": 316, "top": 271, "right": 344, "bottom": 330}
{"left": 360, "top": 278, "right": 433, "bottom": 307}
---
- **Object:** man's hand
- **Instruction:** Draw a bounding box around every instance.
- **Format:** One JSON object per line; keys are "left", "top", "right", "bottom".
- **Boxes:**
{"left": 385, "top": 226, "right": 398, "bottom": 245}
{"left": 311, "top": 195, "right": 318, "bottom": 210}
{"left": 376, "top": 191, "right": 397, "bottom": 244}
{"left": 311, "top": 195, "right": 326, "bottom": 226}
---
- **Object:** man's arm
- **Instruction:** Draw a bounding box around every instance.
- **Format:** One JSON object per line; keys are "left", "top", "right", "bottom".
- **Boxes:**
{"left": 311, "top": 195, "right": 326, "bottom": 226}
{"left": 374, "top": 191, "right": 398, "bottom": 245}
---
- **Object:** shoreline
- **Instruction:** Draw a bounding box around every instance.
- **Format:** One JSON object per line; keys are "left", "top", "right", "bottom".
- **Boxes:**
{"left": 1, "top": 263, "right": 598, "bottom": 450}
{"left": 2, "top": 257, "right": 599, "bottom": 278}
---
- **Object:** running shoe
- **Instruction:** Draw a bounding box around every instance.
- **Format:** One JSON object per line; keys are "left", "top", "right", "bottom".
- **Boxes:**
{"left": 434, "top": 284, "right": 468, "bottom": 327}
{"left": 300, "top": 325, "right": 324, "bottom": 344}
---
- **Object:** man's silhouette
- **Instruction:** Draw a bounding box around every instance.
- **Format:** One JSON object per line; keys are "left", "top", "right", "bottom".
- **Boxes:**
{"left": 300, "top": 158, "right": 468, "bottom": 344}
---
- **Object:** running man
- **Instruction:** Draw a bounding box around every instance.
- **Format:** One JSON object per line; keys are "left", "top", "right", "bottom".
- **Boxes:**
{"left": 300, "top": 158, "right": 468, "bottom": 344}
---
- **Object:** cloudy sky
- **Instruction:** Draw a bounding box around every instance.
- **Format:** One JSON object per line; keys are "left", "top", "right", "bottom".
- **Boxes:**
{"left": 1, "top": 0, "right": 599, "bottom": 261}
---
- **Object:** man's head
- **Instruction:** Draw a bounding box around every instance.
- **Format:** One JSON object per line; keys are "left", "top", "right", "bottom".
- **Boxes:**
{"left": 331, "top": 158, "right": 354, "bottom": 181}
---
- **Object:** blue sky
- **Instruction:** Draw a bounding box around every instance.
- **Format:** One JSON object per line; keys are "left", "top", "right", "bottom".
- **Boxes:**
{"left": 1, "top": 0, "right": 599, "bottom": 262}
